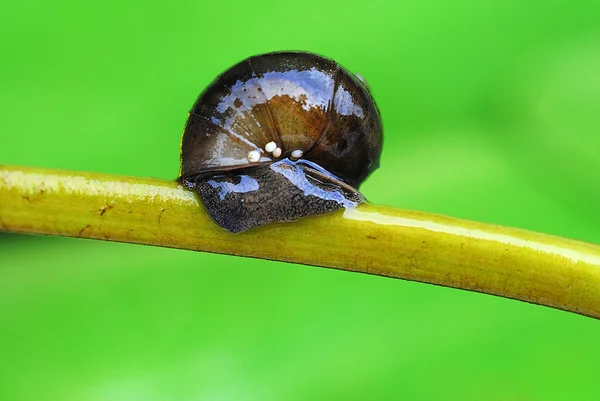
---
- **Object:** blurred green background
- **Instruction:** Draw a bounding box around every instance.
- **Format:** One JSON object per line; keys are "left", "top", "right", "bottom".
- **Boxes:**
{"left": 1, "top": 0, "right": 600, "bottom": 399}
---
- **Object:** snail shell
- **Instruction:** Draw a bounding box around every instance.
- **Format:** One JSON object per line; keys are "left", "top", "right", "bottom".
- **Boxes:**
{"left": 180, "top": 51, "right": 383, "bottom": 233}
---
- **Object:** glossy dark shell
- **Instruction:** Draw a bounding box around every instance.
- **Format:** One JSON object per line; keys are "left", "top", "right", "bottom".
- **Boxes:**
{"left": 180, "top": 51, "right": 383, "bottom": 232}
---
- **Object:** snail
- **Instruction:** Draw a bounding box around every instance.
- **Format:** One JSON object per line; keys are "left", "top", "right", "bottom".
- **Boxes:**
{"left": 179, "top": 51, "right": 383, "bottom": 233}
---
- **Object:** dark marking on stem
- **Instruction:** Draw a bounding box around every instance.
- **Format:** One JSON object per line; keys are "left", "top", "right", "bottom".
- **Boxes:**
{"left": 157, "top": 208, "right": 166, "bottom": 225}
{"left": 22, "top": 189, "right": 45, "bottom": 202}
{"left": 408, "top": 248, "right": 420, "bottom": 270}
{"left": 78, "top": 224, "right": 91, "bottom": 237}
{"left": 97, "top": 203, "right": 114, "bottom": 216}
{"left": 366, "top": 235, "right": 377, "bottom": 240}
{"left": 503, "top": 274, "right": 510, "bottom": 292}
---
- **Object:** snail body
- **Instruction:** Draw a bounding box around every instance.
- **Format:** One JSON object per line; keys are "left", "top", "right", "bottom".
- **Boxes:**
{"left": 180, "top": 51, "right": 382, "bottom": 233}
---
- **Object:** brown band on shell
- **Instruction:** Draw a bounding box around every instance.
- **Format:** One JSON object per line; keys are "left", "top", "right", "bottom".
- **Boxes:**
{"left": 180, "top": 51, "right": 382, "bottom": 232}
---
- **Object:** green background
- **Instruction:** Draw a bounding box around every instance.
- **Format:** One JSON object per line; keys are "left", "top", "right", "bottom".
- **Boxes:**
{"left": 1, "top": 0, "right": 600, "bottom": 399}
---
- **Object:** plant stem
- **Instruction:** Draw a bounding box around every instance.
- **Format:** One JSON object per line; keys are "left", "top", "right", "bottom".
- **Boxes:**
{"left": 2, "top": 164, "right": 600, "bottom": 319}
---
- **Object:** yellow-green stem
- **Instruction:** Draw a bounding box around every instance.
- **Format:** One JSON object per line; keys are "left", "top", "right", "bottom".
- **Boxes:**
{"left": 2, "top": 164, "right": 600, "bottom": 318}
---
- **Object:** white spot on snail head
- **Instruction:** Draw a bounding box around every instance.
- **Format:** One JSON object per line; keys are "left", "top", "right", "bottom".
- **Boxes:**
{"left": 247, "top": 150, "right": 261, "bottom": 163}
{"left": 290, "top": 149, "right": 303, "bottom": 160}
{"left": 265, "top": 141, "right": 277, "bottom": 153}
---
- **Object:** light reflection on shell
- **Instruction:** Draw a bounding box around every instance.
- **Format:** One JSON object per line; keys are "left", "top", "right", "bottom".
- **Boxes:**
{"left": 180, "top": 51, "right": 383, "bottom": 232}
